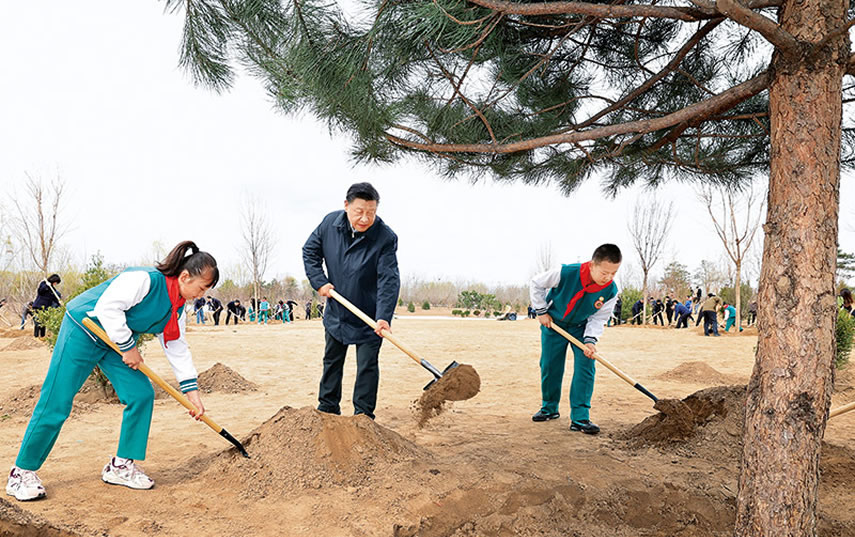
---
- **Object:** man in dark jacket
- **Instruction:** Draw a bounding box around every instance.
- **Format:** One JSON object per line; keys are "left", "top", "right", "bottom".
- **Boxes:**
{"left": 303, "top": 182, "right": 400, "bottom": 419}
{"left": 32, "top": 274, "right": 61, "bottom": 337}
{"left": 208, "top": 296, "right": 223, "bottom": 325}
{"left": 226, "top": 300, "right": 242, "bottom": 325}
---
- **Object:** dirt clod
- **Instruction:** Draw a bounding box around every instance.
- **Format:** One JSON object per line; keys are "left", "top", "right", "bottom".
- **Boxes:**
{"left": 414, "top": 364, "right": 480, "bottom": 427}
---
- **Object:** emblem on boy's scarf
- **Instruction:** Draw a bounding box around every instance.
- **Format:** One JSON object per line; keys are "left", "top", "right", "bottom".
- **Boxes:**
{"left": 594, "top": 297, "right": 604, "bottom": 309}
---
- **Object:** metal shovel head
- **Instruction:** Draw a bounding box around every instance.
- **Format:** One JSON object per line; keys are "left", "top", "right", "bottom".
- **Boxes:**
{"left": 423, "top": 361, "right": 460, "bottom": 391}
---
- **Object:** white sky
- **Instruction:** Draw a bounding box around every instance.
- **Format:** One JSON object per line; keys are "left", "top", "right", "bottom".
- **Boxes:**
{"left": 1, "top": 2, "right": 853, "bottom": 288}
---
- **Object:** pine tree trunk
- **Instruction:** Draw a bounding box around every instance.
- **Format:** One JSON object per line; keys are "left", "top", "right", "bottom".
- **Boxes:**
{"left": 735, "top": 0, "right": 847, "bottom": 531}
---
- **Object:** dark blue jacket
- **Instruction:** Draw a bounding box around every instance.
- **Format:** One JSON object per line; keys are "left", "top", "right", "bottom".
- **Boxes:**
{"left": 303, "top": 210, "right": 400, "bottom": 344}
{"left": 33, "top": 281, "right": 61, "bottom": 310}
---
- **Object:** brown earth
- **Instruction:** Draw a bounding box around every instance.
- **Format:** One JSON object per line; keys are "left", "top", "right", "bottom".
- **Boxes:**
{"left": 2, "top": 337, "right": 46, "bottom": 352}
{"left": 0, "top": 320, "right": 853, "bottom": 536}
{"left": 414, "top": 364, "right": 481, "bottom": 427}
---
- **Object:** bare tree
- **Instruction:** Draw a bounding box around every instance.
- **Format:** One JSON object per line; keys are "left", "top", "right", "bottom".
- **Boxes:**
{"left": 10, "top": 174, "right": 68, "bottom": 276}
{"left": 240, "top": 196, "right": 274, "bottom": 309}
{"left": 627, "top": 198, "right": 674, "bottom": 324}
{"left": 699, "top": 185, "right": 765, "bottom": 331}
{"left": 694, "top": 259, "right": 730, "bottom": 296}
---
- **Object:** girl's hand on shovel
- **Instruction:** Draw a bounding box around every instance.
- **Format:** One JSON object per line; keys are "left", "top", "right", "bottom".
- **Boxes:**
{"left": 122, "top": 348, "right": 144, "bottom": 370}
{"left": 185, "top": 390, "right": 206, "bottom": 420}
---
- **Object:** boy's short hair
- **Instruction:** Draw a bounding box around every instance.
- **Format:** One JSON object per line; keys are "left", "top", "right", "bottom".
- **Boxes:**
{"left": 346, "top": 182, "right": 380, "bottom": 203}
{"left": 592, "top": 244, "right": 622, "bottom": 264}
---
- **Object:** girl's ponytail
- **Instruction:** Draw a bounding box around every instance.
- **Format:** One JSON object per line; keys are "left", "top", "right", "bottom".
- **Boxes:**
{"left": 156, "top": 240, "right": 219, "bottom": 287}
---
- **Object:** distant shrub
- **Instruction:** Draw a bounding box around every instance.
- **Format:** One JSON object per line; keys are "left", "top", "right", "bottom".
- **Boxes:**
{"left": 484, "top": 311, "right": 491, "bottom": 318}
{"left": 422, "top": 300, "right": 430, "bottom": 310}
{"left": 493, "top": 311, "right": 502, "bottom": 317}
{"left": 407, "top": 301, "right": 416, "bottom": 313}
{"left": 837, "top": 308, "right": 855, "bottom": 369}
{"left": 473, "top": 310, "right": 481, "bottom": 317}
{"left": 398, "top": 298, "right": 404, "bottom": 306}
{"left": 451, "top": 309, "right": 462, "bottom": 316}
{"left": 462, "top": 310, "right": 470, "bottom": 317}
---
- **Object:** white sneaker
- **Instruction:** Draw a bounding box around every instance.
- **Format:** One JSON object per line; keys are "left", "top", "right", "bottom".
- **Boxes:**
{"left": 101, "top": 457, "right": 154, "bottom": 490}
{"left": 6, "top": 466, "right": 46, "bottom": 501}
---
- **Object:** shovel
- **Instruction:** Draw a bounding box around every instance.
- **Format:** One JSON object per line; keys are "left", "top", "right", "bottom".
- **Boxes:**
{"left": 82, "top": 318, "right": 250, "bottom": 458}
{"left": 829, "top": 401, "right": 855, "bottom": 419}
{"left": 328, "top": 289, "right": 458, "bottom": 390}
{"left": 549, "top": 323, "right": 659, "bottom": 402}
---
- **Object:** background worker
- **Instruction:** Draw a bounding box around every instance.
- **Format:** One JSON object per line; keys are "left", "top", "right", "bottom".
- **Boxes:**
{"left": 700, "top": 293, "right": 722, "bottom": 336}
{"left": 530, "top": 244, "right": 621, "bottom": 435}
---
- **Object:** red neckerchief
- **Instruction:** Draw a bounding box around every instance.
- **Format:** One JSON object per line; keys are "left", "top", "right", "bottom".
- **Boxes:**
{"left": 163, "top": 276, "right": 185, "bottom": 347}
{"left": 562, "top": 262, "right": 613, "bottom": 319}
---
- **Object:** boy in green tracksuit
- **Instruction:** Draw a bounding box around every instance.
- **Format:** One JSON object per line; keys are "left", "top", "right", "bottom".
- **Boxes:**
{"left": 530, "top": 244, "right": 621, "bottom": 435}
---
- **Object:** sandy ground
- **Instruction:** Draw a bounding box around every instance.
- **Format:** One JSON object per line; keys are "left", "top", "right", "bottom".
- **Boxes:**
{"left": 1, "top": 316, "right": 854, "bottom": 536}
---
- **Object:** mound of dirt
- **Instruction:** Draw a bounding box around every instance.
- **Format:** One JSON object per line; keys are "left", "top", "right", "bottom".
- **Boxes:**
{"left": 656, "top": 361, "right": 745, "bottom": 385}
{"left": 624, "top": 385, "right": 747, "bottom": 460}
{"left": 2, "top": 337, "right": 46, "bottom": 352}
{"left": 0, "top": 328, "right": 32, "bottom": 338}
{"left": 197, "top": 362, "right": 258, "bottom": 393}
{"left": 0, "top": 497, "right": 84, "bottom": 537}
{"left": 199, "top": 406, "right": 432, "bottom": 497}
{"left": 0, "top": 384, "right": 41, "bottom": 416}
{"left": 414, "top": 364, "right": 480, "bottom": 427}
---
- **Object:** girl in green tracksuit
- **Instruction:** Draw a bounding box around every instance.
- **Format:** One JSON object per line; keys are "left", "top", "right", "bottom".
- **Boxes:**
{"left": 6, "top": 241, "right": 218, "bottom": 501}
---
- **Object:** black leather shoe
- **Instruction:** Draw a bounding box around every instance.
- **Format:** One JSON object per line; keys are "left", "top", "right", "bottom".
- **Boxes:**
{"left": 570, "top": 420, "right": 600, "bottom": 435}
{"left": 532, "top": 410, "right": 560, "bottom": 422}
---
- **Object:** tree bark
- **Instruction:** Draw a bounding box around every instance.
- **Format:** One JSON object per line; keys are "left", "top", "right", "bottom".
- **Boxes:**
{"left": 642, "top": 271, "right": 649, "bottom": 325}
{"left": 735, "top": 0, "right": 848, "bottom": 531}
{"left": 735, "top": 260, "right": 741, "bottom": 332}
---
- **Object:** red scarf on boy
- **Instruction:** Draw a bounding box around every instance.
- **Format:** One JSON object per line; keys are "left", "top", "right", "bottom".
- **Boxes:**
{"left": 562, "top": 262, "right": 613, "bottom": 319}
{"left": 163, "top": 276, "right": 185, "bottom": 347}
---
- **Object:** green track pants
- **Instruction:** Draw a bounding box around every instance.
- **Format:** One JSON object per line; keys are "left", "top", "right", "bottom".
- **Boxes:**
{"left": 15, "top": 317, "right": 155, "bottom": 470}
{"left": 539, "top": 322, "right": 596, "bottom": 421}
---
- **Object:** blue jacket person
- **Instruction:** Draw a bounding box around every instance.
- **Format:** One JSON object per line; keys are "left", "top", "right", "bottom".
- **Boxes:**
{"left": 302, "top": 182, "right": 400, "bottom": 419}
{"left": 529, "top": 244, "right": 621, "bottom": 435}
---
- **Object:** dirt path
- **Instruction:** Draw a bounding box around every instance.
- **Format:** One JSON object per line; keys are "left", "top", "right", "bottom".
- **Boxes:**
{"left": 1, "top": 319, "right": 853, "bottom": 536}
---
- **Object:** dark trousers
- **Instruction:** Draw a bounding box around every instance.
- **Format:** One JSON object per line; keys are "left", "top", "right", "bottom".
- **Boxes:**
{"left": 666, "top": 310, "right": 673, "bottom": 324}
{"left": 676, "top": 312, "right": 690, "bottom": 329}
{"left": 612, "top": 312, "right": 621, "bottom": 325}
{"left": 652, "top": 312, "right": 664, "bottom": 325}
{"left": 33, "top": 322, "right": 46, "bottom": 338}
{"left": 318, "top": 331, "right": 382, "bottom": 419}
{"left": 703, "top": 310, "right": 719, "bottom": 335}
{"left": 212, "top": 310, "right": 221, "bottom": 325}
{"left": 225, "top": 311, "right": 239, "bottom": 325}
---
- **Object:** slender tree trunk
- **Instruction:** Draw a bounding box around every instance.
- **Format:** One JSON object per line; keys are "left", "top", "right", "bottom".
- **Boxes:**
{"left": 735, "top": 261, "right": 742, "bottom": 331}
{"left": 735, "top": 0, "right": 847, "bottom": 531}
{"left": 642, "top": 271, "right": 649, "bottom": 325}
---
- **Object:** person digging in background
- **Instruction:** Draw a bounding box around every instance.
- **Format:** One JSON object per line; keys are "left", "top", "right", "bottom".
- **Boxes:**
{"left": 700, "top": 293, "right": 722, "bottom": 337}
{"left": 6, "top": 241, "right": 217, "bottom": 501}
{"left": 32, "top": 274, "right": 62, "bottom": 338}
{"left": 303, "top": 182, "right": 400, "bottom": 420}
{"left": 723, "top": 302, "right": 738, "bottom": 332}
{"left": 529, "top": 243, "right": 621, "bottom": 435}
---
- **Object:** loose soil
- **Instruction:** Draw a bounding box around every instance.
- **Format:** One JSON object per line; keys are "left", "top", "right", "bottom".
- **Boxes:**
{"left": 2, "top": 337, "right": 46, "bottom": 352}
{"left": 196, "top": 362, "right": 258, "bottom": 394}
{"left": 414, "top": 364, "right": 481, "bottom": 427}
{"left": 1, "top": 321, "right": 854, "bottom": 536}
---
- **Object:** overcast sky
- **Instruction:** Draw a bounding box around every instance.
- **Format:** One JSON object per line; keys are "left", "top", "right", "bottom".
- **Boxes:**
{"left": 1, "top": 2, "right": 853, "bottom": 288}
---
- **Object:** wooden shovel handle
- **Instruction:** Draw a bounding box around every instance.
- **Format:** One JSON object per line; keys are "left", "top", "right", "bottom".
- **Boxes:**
{"left": 81, "top": 317, "right": 224, "bottom": 434}
{"left": 549, "top": 323, "right": 639, "bottom": 388}
{"left": 327, "top": 289, "right": 423, "bottom": 367}
{"left": 830, "top": 401, "right": 855, "bottom": 419}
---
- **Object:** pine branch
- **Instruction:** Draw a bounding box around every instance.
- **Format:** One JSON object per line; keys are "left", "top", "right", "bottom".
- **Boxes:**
{"left": 715, "top": 0, "right": 801, "bottom": 56}
{"left": 386, "top": 70, "right": 771, "bottom": 153}
{"left": 465, "top": 0, "right": 711, "bottom": 21}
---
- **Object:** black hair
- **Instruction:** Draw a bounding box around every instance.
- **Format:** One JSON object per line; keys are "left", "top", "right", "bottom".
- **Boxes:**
{"left": 591, "top": 244, "right": 622, "bottom": 264}
{"left": 842, "top": 289, "right": 853, "bottom": 306}
{"left": 47, "top": 274, "right": 61, "bottom": 284}
{"left": 156, "top": 240, "right": 219, "bottom": 288}
{"left": 708, "top": 293, "right": 715, "bottom": 297}
{"left": 346, "top": 182, "right": 380, "bottom": 203}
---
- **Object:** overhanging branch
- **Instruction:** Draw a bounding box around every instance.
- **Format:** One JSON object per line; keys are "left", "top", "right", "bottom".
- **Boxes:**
{"left": 466, "top": 0, "right": 710, "bottom": 21}
{"left": 715, "top": 0, "right": 801, "bottom": 56}
{"left": 386, "top": 71, "right": 772, "bottom": 154}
